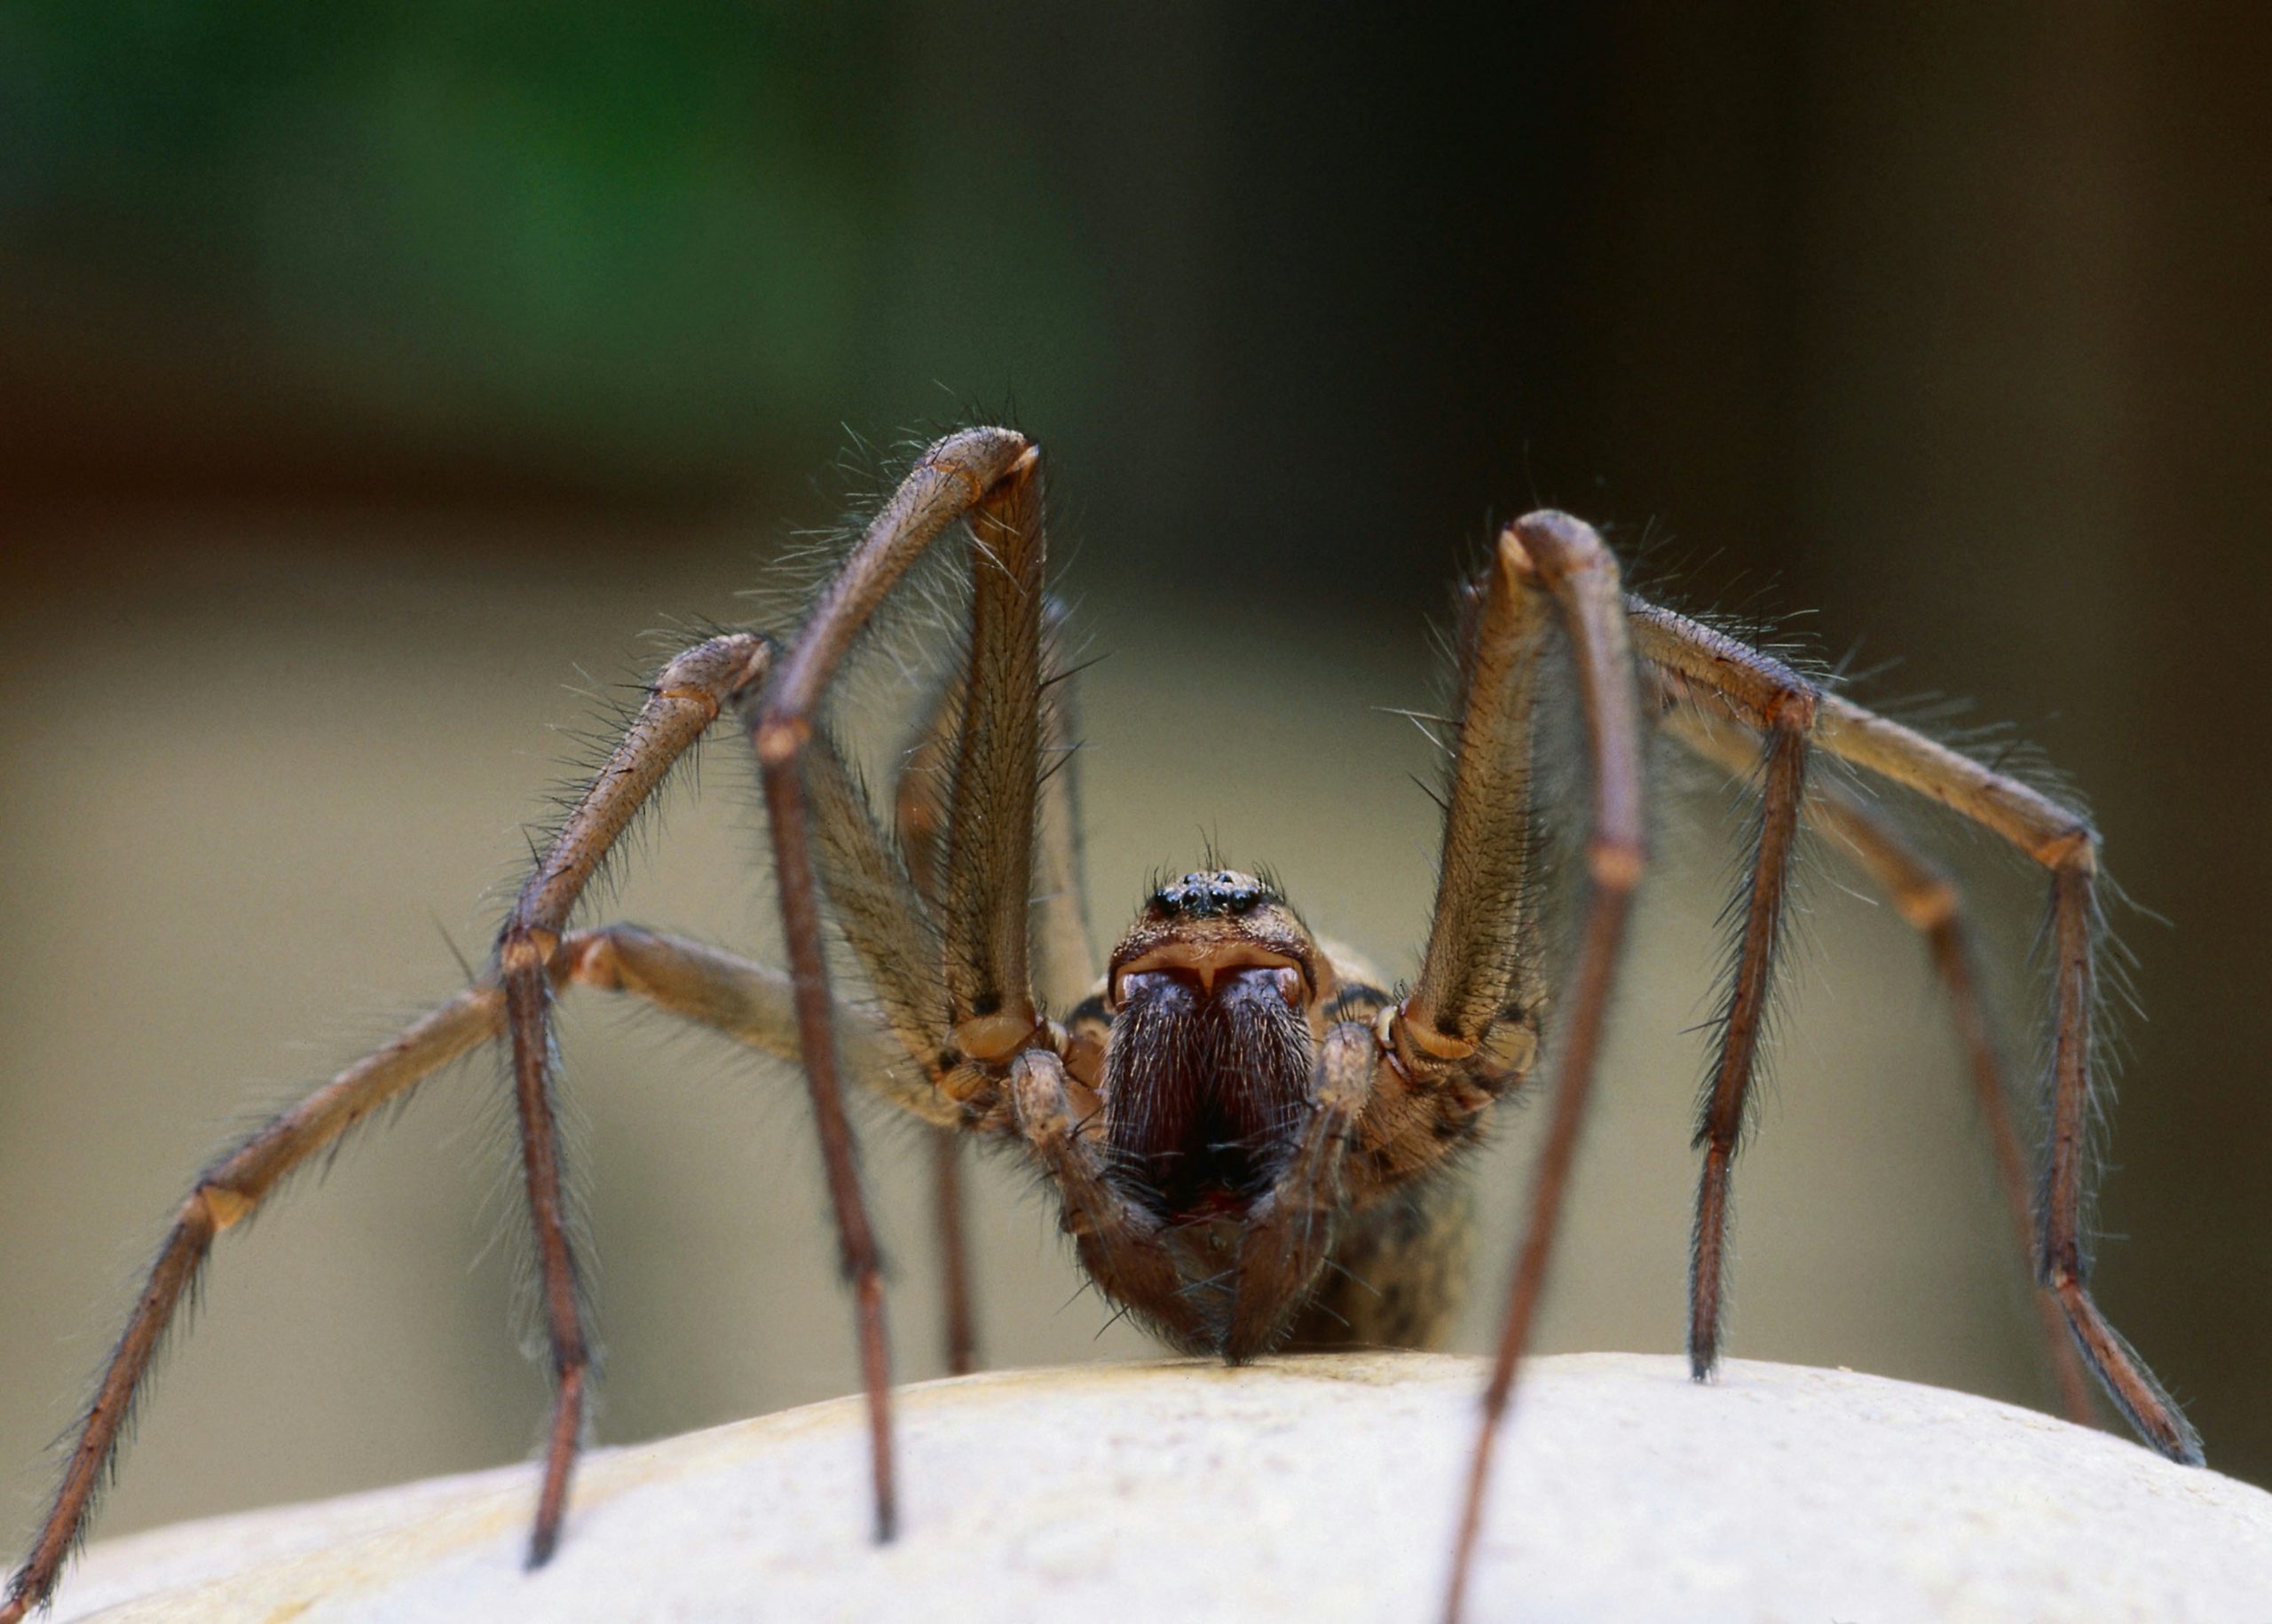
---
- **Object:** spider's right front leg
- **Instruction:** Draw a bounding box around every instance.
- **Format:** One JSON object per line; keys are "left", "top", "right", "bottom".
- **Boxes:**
{"left": 1404, "top": 515, "right": 1650, "bottom": 1624}
{"left": 1630, "top": 603, "right": 2201, "bottom": 1467}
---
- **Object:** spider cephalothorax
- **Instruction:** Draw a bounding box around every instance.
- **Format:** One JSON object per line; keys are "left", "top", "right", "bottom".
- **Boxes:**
{"left": 4, "top": 428, "right": 2202, "bottom": 1624}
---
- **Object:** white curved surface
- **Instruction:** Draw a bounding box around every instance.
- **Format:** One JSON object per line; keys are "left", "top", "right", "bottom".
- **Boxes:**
{"left": 39, "top": 1352, "right": 2272, "bottom": 1622}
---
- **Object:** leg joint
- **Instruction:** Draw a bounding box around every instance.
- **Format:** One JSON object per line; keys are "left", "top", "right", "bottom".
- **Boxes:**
{"left": 653, "top": 632, "right": 773, "bottom": 706}
{"left": 186, "top": 1184, "right": 253, "bottom": 1233}
{"left": 952, "top": 1007, "right": 1048, "bottom": 1066}
{"left": 1763, "top": 684, "right": 1819, "bottom": 733}
{"left": 1502, "top": 510, "right": 1617, "bottom": 588}
{"left": 1900, "top": 879, "right": 1962, "bottom": 932}
{"left": 1388, "top": 1003, "right": 1479, "bottom": 1065}
{"left": 2039, "top": 825, "right": 2100, "bottom": 874}
{"left": 1587, "top": 835, "right": 1647, "bottom": 891}
{"left": 500, "top": 925, "right": 558, "bottom": 975}
{"left": 753, "top": 711, "right": 810, "bottom": 766}
{"left": 557, "top": 928, "right": 623, "bottom": 991}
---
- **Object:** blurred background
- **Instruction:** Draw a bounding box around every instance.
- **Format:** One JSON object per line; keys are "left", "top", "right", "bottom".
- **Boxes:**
{"left": 3, "top": 3, "right": 2268, "bottom": 1565}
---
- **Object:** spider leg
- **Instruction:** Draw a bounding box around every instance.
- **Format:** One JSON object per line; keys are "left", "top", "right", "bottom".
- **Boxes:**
{"left": 0, "top": 987, "right": 498, "bottom": 1624}
{"left": 498, "top": 632, "right": 772, "bottom": 1566}
{"left": 746, "top": 427, "right": 1037, "bottom": 1544}
{"left": 0, "top": 920, "right": 888, "bottom": 1624}
{"left": 1629, "top": 601, "right": 2199, "bottom": 1465}
{"left": 1688, "top": 715, "right": 1809, "bottom": 1375}
{"left": 1656, "top": 690, "right": 2097, "bottom": 1426}
{"left": 922, "top": 1135, "right": 979, "bottom": 1376}
{"left": 781, "top": 448, "right": 1102, "bottom": 1399}
{"left": 1612, "top": 615, "right": 1823, "bottom": 1387}
{"left": 1030, "top": 600, "right": 1101, "bottom": 1015}
{"left": 781, "top": 709, "right": 949, "bottom": 1081}
{"left": 556, "top": 925, "right": 911, "bottom": 1096}
{"left": 894, "top": 597, "right": 1097, "bottom": 1376}
{"left": 932, "top": 450, "right": 1053, "bottom": 1057}
{"left": 890, "top": 597, "right": 1096, "bottom": 1017}
{"left": 1432, "top": 515, "right": 1647, "bottom": 1624}
{"left": 896, "top": 674, "right": 982, "bottom": 1373}
{"left": 1400, "top": 523, "right": 1554, "bottom": 1071}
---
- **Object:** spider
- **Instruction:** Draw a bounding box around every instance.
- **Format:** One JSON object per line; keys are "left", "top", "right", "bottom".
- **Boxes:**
{"left": 2, "top": 426, "right": 2202, "bottom": 1623}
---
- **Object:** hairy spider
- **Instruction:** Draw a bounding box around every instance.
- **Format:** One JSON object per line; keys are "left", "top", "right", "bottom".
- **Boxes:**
{"left": 3, "top": 428, "right": 2201, "bottom": 1622}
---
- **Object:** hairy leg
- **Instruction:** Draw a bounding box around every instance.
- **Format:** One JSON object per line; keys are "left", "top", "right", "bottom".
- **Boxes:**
{"left": 894, "top": 663, "right": 981, "bottom": 1372}
{"left": 1615, "top": 615, "right": 1824, "bottom": 1384}
{"left": 889, "top": 596, "right": 1096, "bottom": 1019}
{"left": 496, "top": 633, "right": 771, "bottom": 1565}
{"left": 1435, "top": 514, "right": 1648, "bottom": 1624}
{"left": 1399, "top": 534, "right": 1553, "bottom": 1074}
{"left": 1629, "top": 600, "right": 2198, "bottom": 1464}
{"left": 774, "top": 443, "right": 1077, "bottom": 1384}
{"left": 889, "top": 592, "right": 1095, "bottom": 1376}
{"left": 1656, "top": 691, "right": 2096, "bottom": 1423}
{"left": 1030, "top": 602, "right": 1101, "bottom": 1016}
{"left": 0, "top": 921, "right": 880, "bottom": 1624}
{"left": 746, "top": 427, "right": 1039, "bottom": 1542}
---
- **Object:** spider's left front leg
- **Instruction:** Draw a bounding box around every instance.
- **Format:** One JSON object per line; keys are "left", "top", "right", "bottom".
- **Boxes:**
{"left": 746, "top": 426, "right": 1042, "bottom": 1541}
{"left": 497, "top": 631, "right": 774, "bottom": 1565}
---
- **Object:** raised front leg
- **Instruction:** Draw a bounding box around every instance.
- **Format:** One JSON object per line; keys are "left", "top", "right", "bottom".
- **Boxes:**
{"left": 1425, "top": 514, "right": 1649, "bottom": 1624}
{"left": 746, "top": 427, "right": 1040, "bottom": 1543}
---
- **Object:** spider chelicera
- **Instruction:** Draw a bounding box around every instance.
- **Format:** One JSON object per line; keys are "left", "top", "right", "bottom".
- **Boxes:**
{"left": 4, "top": 427, "right": 2201, "bottom": 1623}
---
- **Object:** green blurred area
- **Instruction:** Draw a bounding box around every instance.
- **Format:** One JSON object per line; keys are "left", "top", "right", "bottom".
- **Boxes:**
{"left": 1, "top": 2, "right": 1097, "bottom": 497}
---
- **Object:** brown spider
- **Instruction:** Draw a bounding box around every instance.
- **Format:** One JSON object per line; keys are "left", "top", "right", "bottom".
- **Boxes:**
{"left": 2, "top": 427, "right": 2201, "bottom": 1622}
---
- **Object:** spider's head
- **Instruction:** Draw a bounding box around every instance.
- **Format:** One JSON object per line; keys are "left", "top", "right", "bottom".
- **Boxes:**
{"left": 1095, "top": 870, "right": 1339, "bottom": 1220}
{"left": 1108, "top": 870, "right": 1336, "bottom": 1013}
{"left": 1145, "top": 869, "right": 1268, "bottom": 920}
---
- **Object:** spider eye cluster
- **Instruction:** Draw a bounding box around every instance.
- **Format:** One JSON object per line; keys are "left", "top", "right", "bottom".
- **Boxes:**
{"left": 1149, "top": 870, "right": 1269, "bottom": 918}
